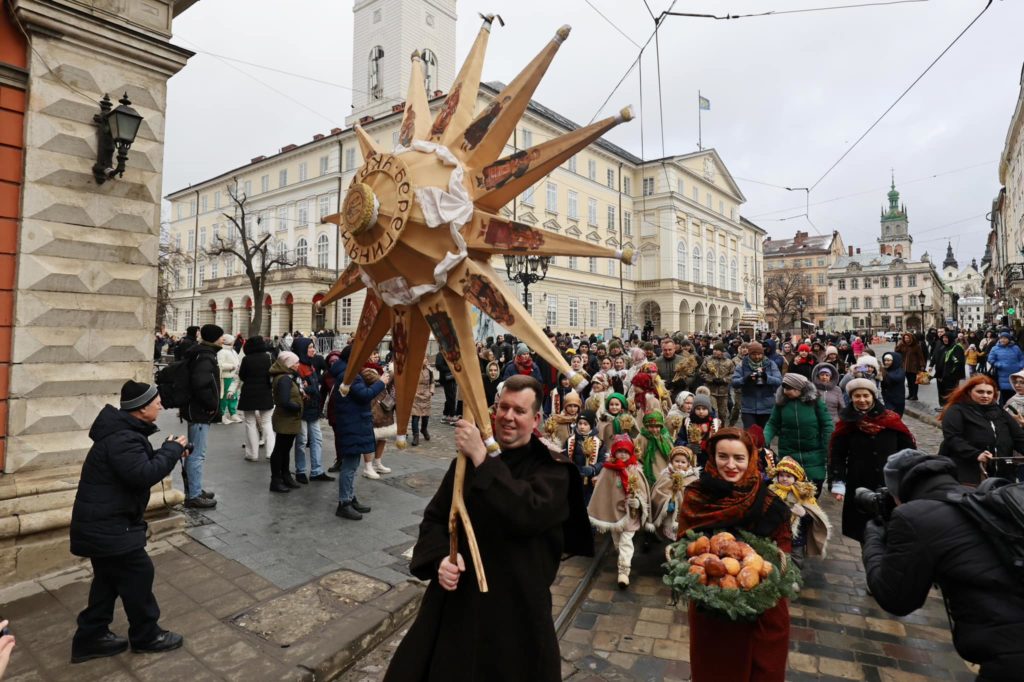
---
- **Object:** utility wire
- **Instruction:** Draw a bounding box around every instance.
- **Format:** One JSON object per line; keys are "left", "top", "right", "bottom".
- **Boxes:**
{"left": 582, "top": 0, "right": 642, "bottom": 47}
{"left": 657, "top": 0, "right": 928, "bottom": 22}
{"left": 808, "top": 0, "right": 994, "bottom": 190}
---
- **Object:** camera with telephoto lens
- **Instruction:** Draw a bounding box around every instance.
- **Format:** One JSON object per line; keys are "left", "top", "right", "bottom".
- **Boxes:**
{"left": 854, "top": 486, "right": 896, "bottom": 523}
{"left": 750, "top": 367, "right": 766, "bottom": 385}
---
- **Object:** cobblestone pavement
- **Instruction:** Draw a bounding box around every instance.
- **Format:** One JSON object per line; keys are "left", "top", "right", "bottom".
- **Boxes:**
{"left": 558, "top": 417, "right": 971, "bottom": 682}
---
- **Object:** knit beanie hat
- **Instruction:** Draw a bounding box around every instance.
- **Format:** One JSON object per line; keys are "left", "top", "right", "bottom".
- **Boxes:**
{"left": 825, "top": 345, "right": 838, "bottom": 356}
{"left": 855, "top": 355, "right": 880, "bottom": 372}
{"left": 774, "top": 456, "right": 807, "bottom": 482}
{"left": 747, "top": 341, "right": 764, "bottom": 354}
{"left": 577, "top": 411, "right": 598, "bottom": 430}
{"left": 883, "top": 449, "right": 930, "bottom": 502}
{"left": 610, "top": 434, "right": 635, "bottom": 458}
{"left": 120, "top": 380, "right": 158, "bottom": 411}
{"left": 516, "top": 342, "right": 531, "bottom": 356}
{"left": 200, "top": 323, "right": 224, "bottom": 343}
{"left": 845, "top": 377, "right": 877, "bottom": 397}
{"left": 186, "top": 325, "right": 200, "bottom": 338}
{"left": 692, "top": 394, "right": 713, "bottom": 412}
{"left": 278, "top": 351, "right": 300, "bottom": 369}
{"left": 782, "top": 373, "right": 810, "bottom": 391}
{"left": 605, "top": 392, "right": 627, "bottom": 410}
{"left": 669, "top": 445, "right": 696, "bottom": 467}
{"left": 797, "top": 344, "right": 812, "bottom": 353}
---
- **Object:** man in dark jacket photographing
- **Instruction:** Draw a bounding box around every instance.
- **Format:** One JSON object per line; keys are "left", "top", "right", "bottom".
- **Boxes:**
{"left": 862, "top": 450, "right": 1024, "bottom": 682}
{"left": 69, "top": 381, "right": 188, "bottom": 663}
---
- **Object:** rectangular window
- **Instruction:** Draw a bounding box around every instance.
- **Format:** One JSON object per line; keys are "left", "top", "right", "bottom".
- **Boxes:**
{"left": 176, "top": 204, "right": 183, "bottom": 220}
{"left": 590, "top": 300, "right": 598, "bottom": 327}
{"left": 201, "top": 195, "right": 208, "bottom": 213}
{"left": 706, "top": 192, "right": 713, "bottom": 208}
{"left": 608, "top": 260, "right": 615, "bottom": 276}
{"left": 189, "top": 199, "right": 196, "bottom": 216}
{"left": 719, "top": 199, "right": 724, "bottom": 214}
{"left": 243, "top": 180, "right": 251, "bottom": 198}
{"left": 298, "top": 162, "right": 308, "bottom": 182}
{"left": 692, "top": 186, "right": 698, "bottom": 201}
{"left": 546, "top": 295, "right": 558, "bottom": 326}
{"left": 587, "top": 198, "right": 597, "bottom": 226}
{"left": 175, "top": 233, "right": 181, "bottom": 250}
{"left": 624, "top": 304, "right": 633, "bottom": 329}
{"left": 568, "top": 191, "right": 578, "bottom": 219}
{"left": 908, "top": 274, "right": 917, "bottom": 287}
{"left": 880, "top": 276, "right": 889, "bottom": 288}
{"left": 817, "top": 273, "right": 825, "bottom": 285}
{"left": 567, "top": 156, "right": 577, "bottom": 173}
{"left": 607, "top": 168, "right": 615, "bottom": 188}
{"left": 624, "top": 263, "right": 633, "bottom": 280}
{"left": 624, "top": 211, "right": 632, "bottom": 236}
{"left": 607, "top": 205, "right": 615, "bottom": 231}
{"left": 277, "top": 206, "right": 288, "bottom": 230}
{"left": 546, "top": 182, "right": 557, "bottom": 212}
{"left": 864, "top": 296, "right": 872, "bottom": 308}
{"left": 187, "top": 231, "right": 194, "bottom": 252}
{"left": 525, "top": 292, "right": 533, "bottom": 315}
{"left": 851, "top": 278, "right": 859, "bottom": 289}
{"left": 214, "top": 191, "right": 221, "bottom": 209}
{"left": 522, "top": 185, "right": 535, "bottom": 206}
{"left": 568, "top": 298, "right": 578, "bottom": 327}
{"left": 210, "top": 259, "right": 218, "bottom": 279}
{"left": 864, "top": 277, "right": 872, "bottom": 289}
{"left": 568, "top": 256, "right": 577, "bottom": 270}
{"left": 895, "top": 295, "right": 904, "bottom": 308}
{"left": 642, "top": 177, "right": 654, "bottom": 196}
{"left": 677, "top": 178, "right": 684, "bottom": 195}
{"left": 608, "top": 303, "right": 617, "bottom": 331}
{"left": 319, "top": 195, "right": 330, "bottom": 220}
{"left": 342, "top": 299, "right": 352, "bottom": 326}
{"left": 623, "top": 177, "right": 631, "bottom": 195}
{"left": 851, "top": 297, "right": 859, "bottom": 310}
{"left": 881, "top": 296, "right": 890, "bottom": 307}
{"left": 817, "top": 257, "right": 826, "bottom": 266}
{"left": 261, "top": 175, "right": 269, "bottom": 193}
{"left": 817, "top": 293, "right": 826, "bottom": 306}
{"left": 894, "top": 275, "right": 903, "bottom": 287}
{"left": 838, "top": 279, "right": 846, "bottom": 290}
{"left": 588, "top": 257, "right": 597, "bottom": 273}
{"left": 298, "top": 201, "right": 308, "bottom": 226}
{"left": 521, "top": 129, "right": 532, "bottom": 148}
{"left": 345, "top": 148, "right": 356, "bottom": 170}
{"left": 588, "top": 159, "right": 597, "bottom": 181}
{"left": 320, "top": 156, "right": 329, "bottom": 175}
{"left": 226, "top": 258, "right": 234, "bottom": 276}
{"left": 198, "top": 264, "right": 205, "bottom": 285}
{"left": 187, "top": 265, "right": 193, "bottom": 287}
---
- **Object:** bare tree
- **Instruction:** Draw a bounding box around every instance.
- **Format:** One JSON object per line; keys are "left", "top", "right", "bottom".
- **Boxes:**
{"left": 156, "top": 222, "right": 188, "bottom": 332}
{"left": 206, "top": 184, "right": 294, "bottom": 336}
{"left": 764, "top": 268, "right": 813, "bottom": 332}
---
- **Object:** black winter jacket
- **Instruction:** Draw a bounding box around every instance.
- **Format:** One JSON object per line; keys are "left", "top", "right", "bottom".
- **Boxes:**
{"left": 938, "top": 402, "right": 1024, "bottom": 485}
{"left": 237, "top": 341, "right": 274, "bottom": 411}
{"left": 182, "top": 342, "right": 221, "bottom": 423}
{"left": 70, "top": 405, "right": 183, "bottom": 558}
{"left": 863, "top": 456, "right": 1024, "bottom": 681}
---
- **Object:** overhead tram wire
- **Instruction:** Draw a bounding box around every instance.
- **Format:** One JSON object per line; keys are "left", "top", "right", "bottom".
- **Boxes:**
{"left": 807, "top": 0, "right": 994, "bottom": 191}
{"left": 582, "top": 0, "right": 642, "bottom": 48}
{"left": 655, "top": 0, "right": 928, "bottom": 22}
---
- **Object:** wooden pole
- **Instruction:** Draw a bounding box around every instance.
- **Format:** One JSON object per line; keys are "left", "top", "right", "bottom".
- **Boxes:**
{"left": 448, "top": 409, "right": 488, "bottom": 592}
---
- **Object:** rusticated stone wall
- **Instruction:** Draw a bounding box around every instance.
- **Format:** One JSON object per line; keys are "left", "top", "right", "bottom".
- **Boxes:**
{"left": 0, "top": 0, "right": 195, "bottom": 584}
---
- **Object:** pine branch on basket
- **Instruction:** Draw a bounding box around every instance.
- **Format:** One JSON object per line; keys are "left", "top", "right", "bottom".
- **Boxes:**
{"left": 663, "top": 530, "right": 802, "bottom": 621}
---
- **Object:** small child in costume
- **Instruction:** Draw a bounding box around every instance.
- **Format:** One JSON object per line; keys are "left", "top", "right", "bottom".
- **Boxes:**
{"left": 544, "top": 390, "right": 582, "bottom": 449}
{"left": 677, "top": 395, "right": 720, "bottom": 467}
{"left": 588, "top": 435, "right": 651, "bottom": 589}
{"left": 634, "top": 410, "right": 675, "bottom": 485}
{"left": 628, "top": 372, "right": 660, "bottom": 418}
{"left": 649, "top": 446, "right": 699, "bottom": 541}
{"left": 563, "top": 411, "right": 606, "bottom": 506}
{"left": 769, "top": 456, "right": 832, "bottom": 564}
{"left": 585, "top": 372, "right": 610, "bottom": 415}
{"left": 599, "top": 392, "right": 638, "bottom": 442}
{"left": 666, "top": 391, "right": 694, "bottom": 442}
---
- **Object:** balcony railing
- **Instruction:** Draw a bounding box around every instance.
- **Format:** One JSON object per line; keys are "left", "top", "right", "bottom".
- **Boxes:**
{"left": 200, "top": 265, "right": 338, "bottom": 292}
{"left": 1003, "top": 263, "right": 1024, "bottom": 286}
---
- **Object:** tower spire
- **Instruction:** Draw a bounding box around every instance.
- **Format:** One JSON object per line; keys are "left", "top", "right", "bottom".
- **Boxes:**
{"left": 942, "top": 241, "right": 958, "bottom": 270}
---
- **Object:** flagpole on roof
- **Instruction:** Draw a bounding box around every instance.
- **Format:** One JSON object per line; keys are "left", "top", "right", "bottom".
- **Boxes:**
{"left": 698, "top": 90, "right": 702, "bottom": 151}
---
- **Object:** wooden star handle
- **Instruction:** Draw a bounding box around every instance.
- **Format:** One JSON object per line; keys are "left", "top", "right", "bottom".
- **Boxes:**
{"left": 449, "top": 424, "right": 489, "bottom": 592}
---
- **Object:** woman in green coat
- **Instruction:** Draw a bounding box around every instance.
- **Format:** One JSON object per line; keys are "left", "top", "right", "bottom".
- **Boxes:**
{"left": 763, "top": 373, "right": 833, "bottom": 494}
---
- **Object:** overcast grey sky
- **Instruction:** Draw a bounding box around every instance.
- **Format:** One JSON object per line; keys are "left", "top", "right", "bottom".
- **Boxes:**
{"left": 164, "top": 0, "right": 1024, "bottom": 266}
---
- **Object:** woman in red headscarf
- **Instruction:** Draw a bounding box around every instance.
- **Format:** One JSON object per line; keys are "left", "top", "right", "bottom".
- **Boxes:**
{"left": 677, "top": 427, "right": 793, "bottom": 682}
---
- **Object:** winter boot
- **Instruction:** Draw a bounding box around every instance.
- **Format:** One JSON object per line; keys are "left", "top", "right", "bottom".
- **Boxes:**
{"left": 421, "top": 416, "right": 430, "bottom": 441}
{"left": 281, "top": 472, "right": 301, "bottom": 489}
{"left": 269, "top": 478, "right": 291, "bottom": 493}
{"left": 335, "top": 501, "right": 362, "bottom": 520}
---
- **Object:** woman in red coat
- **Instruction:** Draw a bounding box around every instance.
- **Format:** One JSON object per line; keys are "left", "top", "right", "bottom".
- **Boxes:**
{"left": 678, "top": 427, "right": 793, "bottom": 681}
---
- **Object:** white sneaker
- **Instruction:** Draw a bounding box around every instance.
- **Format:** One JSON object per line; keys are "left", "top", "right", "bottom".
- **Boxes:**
{"left": 374, "top": 461, "right": 392, "bottom": 474}
{"left": 259, "top": 438, "right": 266, "bottom": 446}
{"left": 221, "top": 415, "right": 233, "bottom": 425}
{"left": 244, "top": 455, "right": 258, "bottom": 462}
{"left": 362, "top": 465, "right": 381, "bottom": 480}
{"left": 230, "top": 413, "right": 243, "bottom": 423}
{"left": 617, "top": 572, "right": 630, "bottom": 589}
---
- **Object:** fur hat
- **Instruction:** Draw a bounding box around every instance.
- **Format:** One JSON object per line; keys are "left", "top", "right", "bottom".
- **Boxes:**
{"left": 845, "top": 377, "right": 877, "bottom": 397}
{"left": 773, "top": 456, "right": 807, "bottom": 482}
{"left": 200, "top": 323, "right": 224, "bottom": 343}
{"left": 563, "top": 390, "right": 582, "bottom": 409}
{"left": 669, "top": 445, "right": 696, "bottom": 467}
{"left": 120, "top": 380, "right": 158, "bottom": 411}
{"left": 855, "top": 355, "right": 880, "bottom": 372}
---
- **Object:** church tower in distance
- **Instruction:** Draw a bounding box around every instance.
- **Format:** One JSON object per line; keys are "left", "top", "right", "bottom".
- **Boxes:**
{"left": 877, "top": 173, "right": 912, "bottom": 259}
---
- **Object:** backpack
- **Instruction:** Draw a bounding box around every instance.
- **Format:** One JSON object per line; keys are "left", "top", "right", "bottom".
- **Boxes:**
{"left": 945, "top": 477, "right": 1024, "bottom": 582}
{"left": 156, "top": 357, "right": 191, "bottom": 409}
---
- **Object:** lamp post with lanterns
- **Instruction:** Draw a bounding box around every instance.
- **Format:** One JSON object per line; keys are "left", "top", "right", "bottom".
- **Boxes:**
{"left": 918, "top": 291, "right": 927, "bottom": 332}
{"left": 504, "top": 254, "right": 551, "bottom": 310}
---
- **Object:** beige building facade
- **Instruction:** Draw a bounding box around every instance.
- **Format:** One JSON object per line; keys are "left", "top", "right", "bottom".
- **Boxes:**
{"left": 1, "top": 0, "right": 196, "bottom": 585}
{"left": 988, "top": 63, "right": 1024, "bottom": 326}
{"left": 763, "top": 230, "right": 846, "bottom": 329}
{"left": 165, "top": 1, "right": 766, "bottom": 340}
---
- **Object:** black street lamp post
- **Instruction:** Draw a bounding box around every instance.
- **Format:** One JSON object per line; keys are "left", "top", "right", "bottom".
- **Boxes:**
{"left": 504, "top": 254, "right": 551, "bottom": 309}
{"left": 918, "top": 291, "right": 927, "bottom": 331}
{"left": 796, "top": 296, "right": 806, "bottom": 335}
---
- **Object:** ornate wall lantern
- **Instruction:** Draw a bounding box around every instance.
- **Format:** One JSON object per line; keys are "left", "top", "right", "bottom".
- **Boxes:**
{"left": 93, "top": 93, "right": 144, "bottom": 184}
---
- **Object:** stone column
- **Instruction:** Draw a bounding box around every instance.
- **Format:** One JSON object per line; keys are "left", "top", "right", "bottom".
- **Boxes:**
{"left": 1, "top": 0, "right": 196, "bottom": 585}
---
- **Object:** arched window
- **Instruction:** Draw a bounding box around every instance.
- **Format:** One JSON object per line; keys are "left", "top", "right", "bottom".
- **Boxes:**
{"left": 706, "top": 249, "right": 715, "bottom": 286}
{"left": 692, "top": 246, "right": 701, "bottom": 283}
{"left": 677, "top": 241, "right": 686, "bottom": 280}
{"left": 730, "top": 258, "right": 738, "bottom": 291}
{"left": 421, "top": 49, "right": 438, "bottom": 93}
{"left": 295, "top": 238, "right": 308, "bottom": 266}
{"left": 317, "top": 234, "right": 329, "bottom": 269}
{"left": 368, "top": 46, "right": 384, "bottom": 101}
{"left": 719, "top": 255, "right": 727, "bottom": 290}
{"left": 276, "top": 241, "right": 287, "bottom": 269}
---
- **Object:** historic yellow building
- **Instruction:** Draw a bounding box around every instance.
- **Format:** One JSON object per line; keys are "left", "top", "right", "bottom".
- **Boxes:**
{"left": 165, "top": 1, "right": 765, "bottom": 337}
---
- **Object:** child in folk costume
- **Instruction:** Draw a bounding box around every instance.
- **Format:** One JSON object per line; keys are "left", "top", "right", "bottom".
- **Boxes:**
{"left": 628, "top": 372, "right": 661, "bottom": 417}
{"left": 599, "top": 392, "right": 638, "bottom": 443}
{"left": 563, "top": 411, "right": 606, "bottom": 506}
{"left": 769, "top": 456, "right": 832, "bottom": 564}
{"left": 588, "top": 435, "right": 651, "bottom": 589}
{"left": 628, "top": 362, "right": 670, "bottom": 414}
{"left": 409, "top": 357, "right": 434, "bottom": 446}
{"left": 585, "top": 372, "right": 610, "bottom": 415}
{"left": 544, "top": 390, "right": 581, "bottom": 450}
{"left": 649, "top": 446, "right": 699, "bottom": 541}
{"left": 666, "top": 391, "right": 694, "bottom": 442}
{"left": 677, "top": 395, "right": 721, "bottom": 467}
{"left": 634, "top": 410, "right": 675, "bottom": 485}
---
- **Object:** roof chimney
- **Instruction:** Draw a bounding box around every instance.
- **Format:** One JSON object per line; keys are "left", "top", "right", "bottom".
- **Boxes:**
{"left": 313, "top": 133, "right": 324, "bottom": 141}
{"left": 330, "top": 127, "right": 343, "bottom": 135}
{"left": 251, "top": 155, "right": 266, "bottom": 163}
{"left": 848, "top": 245, "right": 853, "bottom": 257}
{"left": 280, "top": 144, "right": 297, "bottom": 153}
{"left": 856, "top": 248, "right": 861, "bottom": 255}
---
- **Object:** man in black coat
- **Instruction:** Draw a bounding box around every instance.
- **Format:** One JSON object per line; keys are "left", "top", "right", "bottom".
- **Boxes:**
{"left": 863, "top": 450, "right": 1024, "bottom": 682}
{"left": 384, "top": 375, "right": 592, "bottom": 682}
{"left": 179, "top": 324, "right": 222, "bottom": 508}
{"left": 172, "top": 325, "right": 198, "bottom": 361}
{"left": 70, "top": 381, "right": 188, "bottom": 663}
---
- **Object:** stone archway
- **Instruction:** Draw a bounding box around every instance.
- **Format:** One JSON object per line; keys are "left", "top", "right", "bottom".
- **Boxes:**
{"left": 693, "top": 302, "right": 705, "bottom": 332}
{"left": 241, "top": 296, "right": 253, "bottom": 335}
{"left": 223, "top": 298, "right": 234, "bottom": 335}
{"left": 640, "top": 300, "right": 662, "bottom": 334}
{"left": 281, "top": 291, "right": 294, "bottom": 333}
{"left": 312, "top": 292, "right": 327, "bottom": 331}
{"left": 720, "top": 307, "right": 729, "bottom": 332}
{"left": 731, "top": 307, "right": 740, "bottom": 331}
{"left": 261, "top": 294, "right": 272, "bottom": 337}
{"left": 679, "top": 299, "right": 691, "bottom": 334}
{"left": 708, "top": 304, "right": 718, "bottom": 332}
{"left": 205, "top": 299, "right": 217, "bottom": 326}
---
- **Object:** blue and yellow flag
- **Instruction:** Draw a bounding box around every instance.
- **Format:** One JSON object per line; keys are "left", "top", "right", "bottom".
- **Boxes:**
{"left": 699, "top": 95, "right": 710, "bottom": 111}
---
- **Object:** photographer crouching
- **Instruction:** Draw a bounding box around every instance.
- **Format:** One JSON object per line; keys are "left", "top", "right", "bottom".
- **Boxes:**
{"left": 69, "top": 381, "right": 189, "bottom": 663}
{"left": 861, "top": 450, "right": 1024, "bottom": 682}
